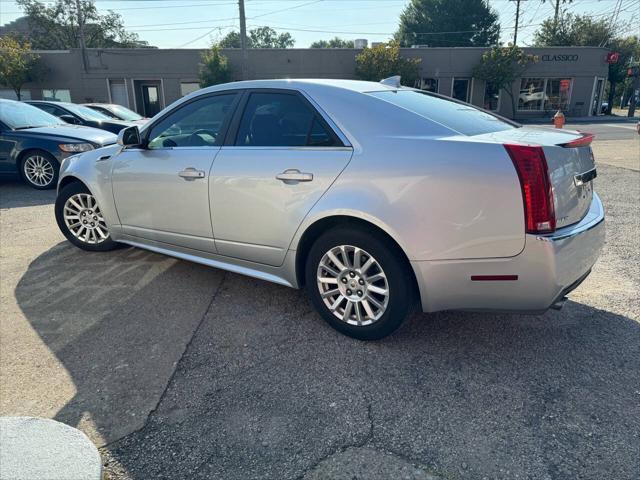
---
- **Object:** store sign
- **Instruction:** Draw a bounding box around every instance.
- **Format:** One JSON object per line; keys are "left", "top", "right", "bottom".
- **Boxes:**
{"left": 607, "top": 52, "right": 620, "bottom": 63}
{"left": 541, "top": 54, "right": 579, "bottom": 62}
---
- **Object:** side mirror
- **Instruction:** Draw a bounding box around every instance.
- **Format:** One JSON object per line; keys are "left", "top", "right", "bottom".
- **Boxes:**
{"left": 118, "top": 125, "right": 142, "bottom": 147}
{"left": 60, "top": 114, "right": 80, "bottom": 125}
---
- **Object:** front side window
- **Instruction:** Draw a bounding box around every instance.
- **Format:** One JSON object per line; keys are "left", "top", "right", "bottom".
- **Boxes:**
{"left": 235, "top": 92, "right": 337, "bottom": 147}
{"left": 483, "top": 82, "right": 500, "bottom": 111}
{"left": 147, "top": 93, "right": 236, "bottom": 149}
{"left": 36, "top": 103, "right": 67, "bottom": 117}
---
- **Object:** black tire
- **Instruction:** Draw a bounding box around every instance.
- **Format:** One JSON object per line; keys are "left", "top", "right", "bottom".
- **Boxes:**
{"left": 20, "top": 150, "right": 59, "bottom": 190}
{"left": 305, "top": 226, "right": 413, "bottom": 340}
{"left": 55, "top": 182, "right": 119, "bottom": 252}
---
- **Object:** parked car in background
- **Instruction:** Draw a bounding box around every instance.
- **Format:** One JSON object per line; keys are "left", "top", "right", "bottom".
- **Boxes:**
{"left": 83, "top": 103, "right": 148, "bottom": 125}
{"left": 54, "top": 79, "right": 605, "bottom": 340}
{"left": 26, "top": 100, "right": 134, "bottom": 134}
{"left": 0, "top": 99, "right": 117, "bottom": 189}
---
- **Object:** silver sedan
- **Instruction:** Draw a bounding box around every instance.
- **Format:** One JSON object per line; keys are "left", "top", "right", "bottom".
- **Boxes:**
{"left": 55, "top": 79, "right": 605, "bottom": 340}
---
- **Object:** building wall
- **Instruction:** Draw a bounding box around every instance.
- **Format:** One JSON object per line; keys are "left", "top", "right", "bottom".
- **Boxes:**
{"left": 14, "top": 46, "right": 610, "bottom": 120}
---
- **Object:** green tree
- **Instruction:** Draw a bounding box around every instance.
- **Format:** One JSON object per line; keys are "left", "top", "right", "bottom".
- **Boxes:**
{"left": 533, "top": 12, "right": 638, "bottom": 115}
{"left": 218, "top": 27, "right": 294, "bottom": 49}
{"left": 605, "top": 36, "right": 640, "bottom": 114}
{"left": 198, "top": 44, "right": 232, "bottom": 87}
{"left": 472, "top": 45, "right": 537, "bottom": 117}
{"left": 395, "top": 0, "right": 499, "bottom": 47}
{"left": 355, "top": 42, "right": 421, "bottom": 87}
{"left": 16, "top": 0, "right": 149, "bottom": 50}
{"left": 533, "top": 12, "right": 617, "bottom": 47}
{"left": 0, "top": 36, "right": 44, "bottom": 100}
{"left": 310, "top": 37, "right": 355, "bottom": 48}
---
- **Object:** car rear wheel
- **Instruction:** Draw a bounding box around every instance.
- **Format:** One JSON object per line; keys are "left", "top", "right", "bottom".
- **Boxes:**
{"left": 305, "top": 226, "right": 413, "bottom": 340}
{"left": 55, "top": 183, "right": 119, "bottom": 252}
{"left": 21, "top": 151, "right": 58, "bottom": 189}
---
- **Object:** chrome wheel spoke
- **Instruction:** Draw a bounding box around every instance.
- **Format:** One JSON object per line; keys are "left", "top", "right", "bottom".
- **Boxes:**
{"left": 24, "top": 155, "right": 55, "bottom": 186}
{"left": 317, "top": 244, "right": 390, "bottom": 327}
{"left": 63, "top": 193, "right": 110, "bottom": 245}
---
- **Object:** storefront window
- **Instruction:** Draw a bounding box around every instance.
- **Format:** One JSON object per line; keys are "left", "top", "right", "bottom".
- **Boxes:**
{"left": 180, "top": 82, "right": 200, "bottom": 97}
{"left": 42, "top": 89, "right": 71, "bottom": 102}
{"left": 545, "top": 78, "right": 572, "bottom": 111}
{"left": 483, "top": 82, "right": 499, "bottom": 111}
{"left": 420, "top": 78, "right": 439, "bottom": 93}
{"left": 452, "top": 78, "right": 471, "bottom": 103}
{"left": 518, "top": 78, "right": 545, "bottom": 110}
{"left": 518, "top": 78, "right": 572, "bottom": 111}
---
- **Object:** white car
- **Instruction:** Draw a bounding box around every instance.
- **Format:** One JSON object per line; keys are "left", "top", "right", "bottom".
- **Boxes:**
{"left": 54, "top": 79, "right": 605, "bottom": 340}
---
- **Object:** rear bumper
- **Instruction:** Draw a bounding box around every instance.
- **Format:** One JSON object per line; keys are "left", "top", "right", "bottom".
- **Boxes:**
{"left": 412, "top": 193, "right": 605, "bottom": 313}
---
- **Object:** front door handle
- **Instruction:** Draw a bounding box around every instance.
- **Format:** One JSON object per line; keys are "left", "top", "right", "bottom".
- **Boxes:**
{"left": 178, "top": 167, "right": 205, "bottom": 180}
{"left": 276, "top": 169, "right": 313, "bottom": 183}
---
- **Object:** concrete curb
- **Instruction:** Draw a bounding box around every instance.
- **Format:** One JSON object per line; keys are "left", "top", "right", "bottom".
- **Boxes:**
{"left": 0, "top": 417, "right": 102, "bottom": 480}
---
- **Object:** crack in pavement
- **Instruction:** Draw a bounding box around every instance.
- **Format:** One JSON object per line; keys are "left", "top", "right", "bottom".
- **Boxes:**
{"left": 101, "top": 272, "right": 228, "bottom": 450}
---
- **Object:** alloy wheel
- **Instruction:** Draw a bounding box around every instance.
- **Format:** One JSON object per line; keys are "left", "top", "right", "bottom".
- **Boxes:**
{"left": 23, "top": 155, "right": 55, "bottom": 187}
{"left": 316, "top": 245, "right": 389, "bottom": 326}
{"left": 63, "top": 193, "right": 109, "bottom": 245}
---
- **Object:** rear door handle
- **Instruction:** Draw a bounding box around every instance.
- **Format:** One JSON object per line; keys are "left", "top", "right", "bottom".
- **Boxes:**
{"left": 179, "top": 167, "right": 205, "bottom": 180}
{"left": 276, "top": 169, "right": 313, "bottom": 183}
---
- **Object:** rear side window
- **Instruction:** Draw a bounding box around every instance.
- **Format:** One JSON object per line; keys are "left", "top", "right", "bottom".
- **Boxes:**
{"left": 368, "top": 90, "right": 515, "bottom": 136}
{"left": 235, "top": 92, "right": 337, "bottom": 147}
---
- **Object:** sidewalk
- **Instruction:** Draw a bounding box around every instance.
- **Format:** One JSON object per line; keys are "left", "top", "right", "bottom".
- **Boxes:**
{"left": 592, "top": 139, "right": 640, "bottom": 171}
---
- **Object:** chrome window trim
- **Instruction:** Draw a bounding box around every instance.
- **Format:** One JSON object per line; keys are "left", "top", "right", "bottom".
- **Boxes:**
{"left": 219, "top": 146, "right": 352, "bottom": 152}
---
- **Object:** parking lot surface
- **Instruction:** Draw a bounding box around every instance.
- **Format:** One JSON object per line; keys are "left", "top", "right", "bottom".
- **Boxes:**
{"left": 1, "top": 135, "right": 638, "bottom": 480}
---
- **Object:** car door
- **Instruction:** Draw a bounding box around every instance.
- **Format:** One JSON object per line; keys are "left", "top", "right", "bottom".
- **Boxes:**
{"left": 211, "top": 89, "right": 353, "bottom": 266}
{"left": 111, "top": 92, "right": 239, "bottom": 252}
{"left": 0, "top": 121, "right": 17, "bottom": 174}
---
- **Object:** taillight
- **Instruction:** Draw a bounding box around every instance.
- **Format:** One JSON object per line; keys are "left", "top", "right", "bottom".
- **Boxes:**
{"left": 504, "top": 144, "right": 556, "bottom": 234}
{"left": 560, "top": 132, "right": 595, "bottom": 148}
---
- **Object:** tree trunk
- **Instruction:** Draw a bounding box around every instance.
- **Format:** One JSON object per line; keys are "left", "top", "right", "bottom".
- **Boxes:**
{"left": 505, "top": 89, "right": 516, "bottom": 120}
{"left": 15, "top": 88, "right": 21, "bottom": 101}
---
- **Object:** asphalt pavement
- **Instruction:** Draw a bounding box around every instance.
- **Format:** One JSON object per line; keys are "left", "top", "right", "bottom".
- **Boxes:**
{"left": 1, "top": 136, "right": 638, "bottom": 480}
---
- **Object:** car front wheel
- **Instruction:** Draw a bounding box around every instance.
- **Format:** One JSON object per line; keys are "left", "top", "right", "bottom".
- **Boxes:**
{"left": 305, "top": 226, "right": 413, "bottom": 340}
{"left": 55, "top": 182, "right": 119, "bottom": 251}
{"left": 21, "top": 151, "right": 58, "bottom": 189}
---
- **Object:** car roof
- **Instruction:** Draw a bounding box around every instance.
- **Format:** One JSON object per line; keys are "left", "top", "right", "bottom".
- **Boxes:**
{"left": 27, "top": 100, "right": 74, "bottom": 107}
{"left": 197, "top": 78, "right": 403, "bottom": 96}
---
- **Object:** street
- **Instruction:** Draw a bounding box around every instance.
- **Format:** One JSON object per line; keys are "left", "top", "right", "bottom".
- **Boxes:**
{"left": 0, "top": 131, "right": 638, "bottom": 480}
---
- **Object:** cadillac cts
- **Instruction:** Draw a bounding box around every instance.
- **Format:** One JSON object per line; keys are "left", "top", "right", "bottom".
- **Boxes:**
{"left": 54, "top": 79, "right": 605, "bottom": 340}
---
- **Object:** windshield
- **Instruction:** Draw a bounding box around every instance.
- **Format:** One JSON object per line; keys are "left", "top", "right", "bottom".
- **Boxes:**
{"left": 108, "top": 105, "right": 143, "bottom": 121}
{"left": 368, "top": 90, "right": 516, "bottom": 136}
{"left": 0, "top": 101, "right": 64, "bottom": 129}
{"left": 63, "top": 103, "right": 113, "bottom": 121}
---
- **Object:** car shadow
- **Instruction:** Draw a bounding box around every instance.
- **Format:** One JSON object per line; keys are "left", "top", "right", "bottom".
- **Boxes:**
{"left": 13, "top": 242, "right": 640, "bottom": 480}
{"left": 0, "top": 179, "right": 56, "bottom": 209}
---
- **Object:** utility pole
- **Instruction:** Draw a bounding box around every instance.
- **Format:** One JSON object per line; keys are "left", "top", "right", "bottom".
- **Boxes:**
{"left": 511, "top": 0, "right": 526, "bottom": 45}
{"left": 75, "top": 0, "right": 88, "bottom": 72}
{"left": 238, "top": 0, "right": 248, "bottom": 80}
{"left": 628, "top": 62, "right": 639, "bottom": 118}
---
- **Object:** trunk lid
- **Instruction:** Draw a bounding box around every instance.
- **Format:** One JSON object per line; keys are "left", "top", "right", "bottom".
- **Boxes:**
{"left": 473, "top": 127, "right": 595, "bottom": 229}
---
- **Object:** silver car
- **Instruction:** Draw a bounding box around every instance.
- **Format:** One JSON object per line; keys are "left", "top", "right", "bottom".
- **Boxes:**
{"left": 55, "top": 79, "right": 605, "bottom": 340}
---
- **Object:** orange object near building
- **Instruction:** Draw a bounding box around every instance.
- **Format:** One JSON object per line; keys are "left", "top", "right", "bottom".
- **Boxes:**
{"left": 553, "top": 110, "right": 565, "bottom": 129}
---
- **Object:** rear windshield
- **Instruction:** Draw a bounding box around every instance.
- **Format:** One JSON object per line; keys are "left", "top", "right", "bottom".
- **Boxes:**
{"left": 368, "top": 90, "right": 516, "bottom": 136}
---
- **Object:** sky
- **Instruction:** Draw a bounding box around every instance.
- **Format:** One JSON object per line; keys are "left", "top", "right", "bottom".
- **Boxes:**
{"left": 0, "top": 0, "right": 637, "bottom": 49}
